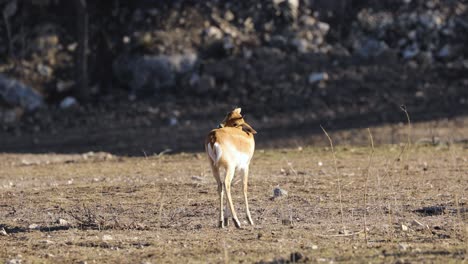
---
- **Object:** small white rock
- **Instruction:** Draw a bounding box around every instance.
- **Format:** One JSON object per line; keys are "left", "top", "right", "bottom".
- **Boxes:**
{"left": 205, "top": 26, "right": 223, "bottom": 39}
{"left": 56, "top": 80, "right": 75, "bottom": 92}
{"left": 191, "top": 176, "right": 204, "bottom": 181}
{"left": 67, "top": 43, "right": 78, "bottom": 52}
{"left": 60, "top": 96, "right": 78, "bottom": 109}
{"left": 28, "top": 224, "right": 40, "bottom": 230}
{"left": 39, "top": 240, "right": 54, "bottom": 244}
{"left": 437, "top": 44, "right": 452, "bottom": 58}
{"left": 169, "top": 117, "right": 178, "bottom": 126}
{"left": 6, "top": 258, "right": 22, "bottom": 264}
{"left": 58, "top": 218, "right": 70, "bottom": 226}
{"left": 399, "top": 243, "right": 409, "bottom": 251}
{"left": 308, "top": 72, "right": 329, "bottom": 84}
{"left": 401, "top": 224, "right": 409, "bottom": 231}
{"left": 316, "top": 21, "right": 330, "bottom": 34}
{"left": 37, "top": 64, "right": 53, "bottom": 78}
{"left": 102, "top": 234, "right": 113, "bottom": 241}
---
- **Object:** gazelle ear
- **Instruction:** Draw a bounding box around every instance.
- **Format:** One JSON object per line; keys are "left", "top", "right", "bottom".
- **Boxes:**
{"left": 233, "top": 108, "right": 242, "bottom": 114}
{"left": 241, "top": 123, "right": 257, "bottom": 134}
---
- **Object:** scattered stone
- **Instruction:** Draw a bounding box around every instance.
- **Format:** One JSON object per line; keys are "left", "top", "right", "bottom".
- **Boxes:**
{"left": 311, "top": 244, "right": 318, "bottom": 250}
{"left": 28, "top": 223, "right": 40, "bottom": 230}
{"left": 6, "top": 258, "right": 22, "bottom": 264}
{"left": 339, "top": 229, "right": 351, "bottom": 235}
{"left": 291, "top": 38, "right": 308, "bottom": 53}
{"left": 402, "top": 43, "right": 419, "bottom": 59}
{"left": 401, "top": 224, "right": 409, "bottom": 231}
{"left": 58, "top": 218, "right": 70, "bottom": 226}
{"left": 354, "top": 38, "right": 388, "bottom": 58}
{"left": 399, "top": 243, "right": 409, "bottom": 251}
{"left": 273, "top": 0, "right": 300, "bottom": 22}
{"left": 204, "top": 26, "right": 223, "bottom": 40}
{"left": 290, "top": 252, "right": 305, "bottom": 262}
{"left": 0, "top": 107, "right": 23, "bottom": 123}
{"left": 308, "top": 72, "right": 329, "bottom": 84}
{"left": 113, "top": 53, "right": 197, "bottom": 96}
{"left": 437, "top": 44, "right": 452, "bottom": 58}
{"left": 0, "top": 74, "right": 44, "bottom": 111}
{"left": 316, "top": 22, "right": 330, "bottom": 35}
{"left": 191, "top": 176, "right": 204, "bottom": 181}
{"left": 39, "top": 240, "right": 54, "bottom": 244}
{"left": 168, "top": 117, "right": 178, "bottom": 126}
{"left": 67, "top": 42, "right": 78, "bottom": 52}
{"left": 269, "top": 35, "right": 288, "bottom": 49}
{"left": 273, "top": 187, "right": 288, "bottom": 198}
{"left": 37, "top": 63, "right": 53, "bottom": 78}
{"left": 415, "top": 90, "right": 425, "bottom": 98}
{"left": 59, "top": 96, "right": 78, "bottom": 109}
{"left": 0, "top": 227, "right": 8, "bottom": 236}
{"left": 56, "top": 80, "right": 75, "bottom": 92}
{"left": 224, "top": 10, "right": 235, "bottom": 21}
{"left": 102, "top": 234, "right": 113, "bottom": 241}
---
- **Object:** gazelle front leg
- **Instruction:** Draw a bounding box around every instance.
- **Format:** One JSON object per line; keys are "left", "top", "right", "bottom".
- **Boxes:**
{"left": 242, "top": 167, "right": 254, "bottom": 226}
{"left": 224, "top": 167, "right": 242, "bottom": 228}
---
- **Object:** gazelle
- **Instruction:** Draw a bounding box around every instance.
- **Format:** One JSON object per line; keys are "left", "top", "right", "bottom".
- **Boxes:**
{"left": 205, "top": 108, "right": 257, "bottom": 228}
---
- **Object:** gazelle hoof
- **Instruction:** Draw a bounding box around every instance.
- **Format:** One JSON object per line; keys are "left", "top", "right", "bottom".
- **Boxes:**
{"left": 233, "top": 218, "right": 241, "bottom": 228}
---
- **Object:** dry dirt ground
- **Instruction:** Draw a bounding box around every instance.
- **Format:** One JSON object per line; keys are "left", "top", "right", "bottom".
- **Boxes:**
{"left": 0, "top": 141, "right": 467, "bottom": 263}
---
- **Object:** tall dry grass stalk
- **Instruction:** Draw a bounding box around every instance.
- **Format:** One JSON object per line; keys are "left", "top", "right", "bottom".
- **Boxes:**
{"left": 320, "top": 125, "right": 344, "bottom": 231}
{"left": 363, "top": 128, "right": 375, "bottom": 245}
{"left": 380, "top": 106, "right": 412, "bottom": 242}
{"left": 449, "top": 144, "right": 467, "bottom": 255}
{"left": 158, "top": 193, "right": 165, "bottom": 226}
{"left": 397, "top": 105, "right": 412, "bottom": 186}
{"left": 400, "top": 105, "right": 412, "bottom": 152}
{"left": 223, "top": 239, "right": 229, "bottom": 264}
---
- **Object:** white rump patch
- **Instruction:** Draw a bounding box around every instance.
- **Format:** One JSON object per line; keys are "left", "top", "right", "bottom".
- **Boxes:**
{"left": 207, "top": 142, "right": 222, "bottom": 165}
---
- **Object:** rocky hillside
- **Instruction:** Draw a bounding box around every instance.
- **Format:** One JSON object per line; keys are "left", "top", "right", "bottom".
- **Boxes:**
{"left": 0, "top": 0, "right": 467, "bottom": 141}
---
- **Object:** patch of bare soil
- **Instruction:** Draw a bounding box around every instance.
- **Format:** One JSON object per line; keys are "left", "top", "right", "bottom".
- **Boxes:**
{"left": 0, "top": 144, "right": 466, "bottom": 263}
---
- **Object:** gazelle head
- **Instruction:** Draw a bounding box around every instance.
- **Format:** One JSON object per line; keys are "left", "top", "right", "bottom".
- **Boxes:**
{"left": 218, "top": 108, "right": 257, "bottom": 134}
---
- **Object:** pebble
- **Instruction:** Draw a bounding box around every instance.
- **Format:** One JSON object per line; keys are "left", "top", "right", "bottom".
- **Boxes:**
{"left": 28, "top": 223, "right": 40, "bottom": 230}
{"left": 102, "top": 234, "right": 113, "bottom": 241}
{"left": 59, "top": 96, "right": 78, "bottom": 109}
{"left": 273, "top": 187, "right": 288, "bottom": 198}
{"left": 308, "top": 72, "right": 329, "bottom": 84}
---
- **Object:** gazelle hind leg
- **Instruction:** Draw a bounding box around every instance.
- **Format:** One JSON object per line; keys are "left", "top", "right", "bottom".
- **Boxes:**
{"left": 224, "top": 204, "right": 231, "bottom": 227}
{"left": 224, "top": 167, "right": 241, "bottom": 228}
{"left": 211, "top": 163, "right": 225, "bottom": 228}
{"left": 242, "top": 167, "right": 254, "bottom": 225}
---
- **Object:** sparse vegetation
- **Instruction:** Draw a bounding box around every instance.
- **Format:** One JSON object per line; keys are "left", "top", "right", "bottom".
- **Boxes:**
{"left": 0, "top": 142, "right": 466, "bottom": 263}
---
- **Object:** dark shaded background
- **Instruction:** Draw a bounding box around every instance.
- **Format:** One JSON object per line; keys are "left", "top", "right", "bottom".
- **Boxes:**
{"left": 0, "top": 0, "right": 467, "bottom": 155}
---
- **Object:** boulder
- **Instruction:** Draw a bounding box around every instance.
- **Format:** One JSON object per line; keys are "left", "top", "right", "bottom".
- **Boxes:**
{"left": 113, "top": 53, "right": 197, "bottom": 95}
{"left": 0, "top": 74, "right": 44, "bottom": 112}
